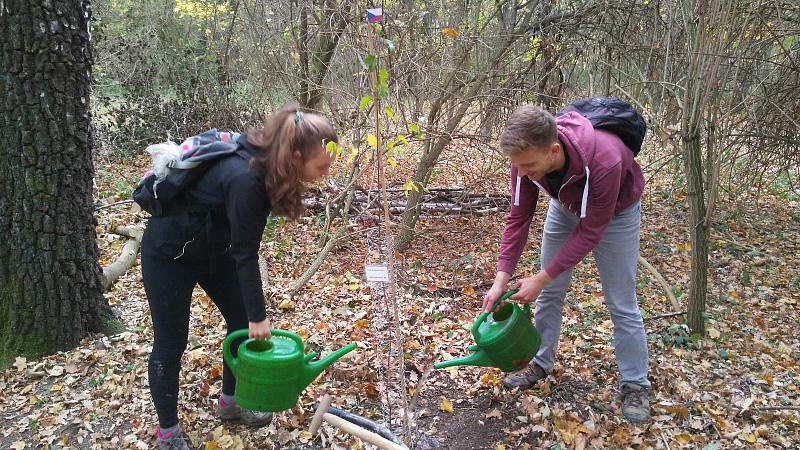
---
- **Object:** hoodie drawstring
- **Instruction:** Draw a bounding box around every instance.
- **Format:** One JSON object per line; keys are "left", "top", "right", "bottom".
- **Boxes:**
{"left": 579, "top": 166, "right": 590, "bottom": 218}
{"left": 515, "top": 167, "right": 591, "bottom": 219}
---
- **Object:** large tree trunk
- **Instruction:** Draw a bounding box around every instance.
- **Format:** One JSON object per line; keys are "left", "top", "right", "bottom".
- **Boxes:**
{"left": 0, "top": 0, "right": 115, "bottom": 367}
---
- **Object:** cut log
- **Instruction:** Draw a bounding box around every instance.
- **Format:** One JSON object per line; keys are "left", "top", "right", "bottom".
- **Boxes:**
{"left": 101, "top": 238, "right": 140, "bottom": 291}
{"left": 101, "top": 226, "right": 144, "bottom": 292}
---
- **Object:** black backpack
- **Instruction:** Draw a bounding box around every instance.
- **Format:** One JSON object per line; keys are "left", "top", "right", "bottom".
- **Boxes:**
{"left": 133, "top": 129, "right": 243, "bottom": 216}
{"left": 556, "top": 97, "right": 647, "bottom": 156}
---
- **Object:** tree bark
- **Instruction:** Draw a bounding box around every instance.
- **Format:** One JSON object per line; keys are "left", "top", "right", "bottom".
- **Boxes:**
{"left": 683, "top": 131, "right": 709, "bottom": 334}
{"left": 296, "top": 0, "right": 350, "bottom": 110}
{"left": 0, "top": 0, "right": 115, "bottom": 367}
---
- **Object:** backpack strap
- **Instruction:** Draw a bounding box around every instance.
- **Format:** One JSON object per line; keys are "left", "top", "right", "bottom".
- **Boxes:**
{"left": 167, "top": 160, "right": 203, "bottom": 170}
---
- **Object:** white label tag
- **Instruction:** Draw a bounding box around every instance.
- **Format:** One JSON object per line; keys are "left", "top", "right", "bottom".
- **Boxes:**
{"left": 364, "top": 264, "right": 389, "bottom": 282}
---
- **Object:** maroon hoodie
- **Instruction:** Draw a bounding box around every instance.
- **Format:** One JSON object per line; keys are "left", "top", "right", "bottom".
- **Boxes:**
{"left": 497, "top": 112, "right": 645, "bottom": 278}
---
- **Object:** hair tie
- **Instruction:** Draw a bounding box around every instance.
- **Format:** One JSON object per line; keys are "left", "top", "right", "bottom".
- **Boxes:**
{"left": 294, "top": 110, "right": 304, "bottom": 124}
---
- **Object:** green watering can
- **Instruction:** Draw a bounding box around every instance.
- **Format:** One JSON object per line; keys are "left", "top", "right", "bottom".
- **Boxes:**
{"left": 223, "top": 329, "right": 357, "bottom": 412}
{"left": 434, "top": 290, "right": 541, "bottom": 372}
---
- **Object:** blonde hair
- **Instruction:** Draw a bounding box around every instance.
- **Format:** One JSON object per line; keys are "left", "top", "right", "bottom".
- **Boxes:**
{"left": 248, "top": 103, "right": 338, "bottom": 220}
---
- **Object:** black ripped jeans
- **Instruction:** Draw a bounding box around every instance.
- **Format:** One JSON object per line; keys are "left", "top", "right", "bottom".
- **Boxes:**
{"left": 141, "top": 252, "right": 248, "bottom": 428}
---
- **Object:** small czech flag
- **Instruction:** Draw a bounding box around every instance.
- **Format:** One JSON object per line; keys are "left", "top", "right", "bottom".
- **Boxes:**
{"left": 367, "top": 8, "right": 383, "bottom": 23}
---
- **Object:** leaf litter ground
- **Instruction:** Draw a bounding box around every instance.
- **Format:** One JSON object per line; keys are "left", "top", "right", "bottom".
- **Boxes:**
{"left": 1, "top": 153, "right": 799, "bottom": 450}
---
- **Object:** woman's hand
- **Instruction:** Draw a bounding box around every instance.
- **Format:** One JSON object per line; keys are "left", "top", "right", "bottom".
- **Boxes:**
{"left": 510, "top": 271, "right": 553, "bottom": 304}
{"left": 482, "top": 272, "right": 511, "bottom": 313}
{"left": 249, "top": 318, "right": 272, "bottom": 340}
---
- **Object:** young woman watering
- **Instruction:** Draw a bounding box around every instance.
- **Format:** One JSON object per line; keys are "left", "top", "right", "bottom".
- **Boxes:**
{"left": 140, "top": 104, "right": 337, "bottom": 449}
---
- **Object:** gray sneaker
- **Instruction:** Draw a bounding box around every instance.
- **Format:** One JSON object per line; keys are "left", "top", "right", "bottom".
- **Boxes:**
{"left": 217, "top": 403, "right": 274, "bottom": 427}
{"left": 502, "top": 362, "right": 548, "bottom": 389}
{"left": 621, "top": 383, "right": 651, "bottom": 423}
{"left": 156, "top": 429, "right": 194, "bottom": 450}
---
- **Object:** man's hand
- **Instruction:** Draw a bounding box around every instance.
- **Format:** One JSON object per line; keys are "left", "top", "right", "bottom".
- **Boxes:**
{"left": 482, "top": 271, "right": 511, "bottom": 313}
{"left": 510, "top": 271, "right": 553, "bottom": 304}
{"left": 249, "top": 318, "right": 272, "bottom": 340}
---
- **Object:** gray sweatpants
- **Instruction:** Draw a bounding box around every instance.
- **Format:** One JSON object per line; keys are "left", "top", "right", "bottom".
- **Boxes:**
{"left": 532, "top": 200, "right": 650, "bottom": 388}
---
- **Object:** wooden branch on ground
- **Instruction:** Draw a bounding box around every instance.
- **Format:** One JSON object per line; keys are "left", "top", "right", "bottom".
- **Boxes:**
{"left": 304, "top": 187, "right": 510, "bottom": 217}
{"left": 101, "top": 226, "right": 143, "bottom": 292}
{"left": 291, "top": 181, "right": 358, "bottom": 296}
{"left": 646, "top": 311, "right": 686, "bottom": 320}
{"left": 113, "top": 225, "right": 143, "bottom": 241}
{"left": 638, "top": 255, "right": 681, "bottom": 311}
{"left": 95, "top": 199, "right": 134, "bottom": 212}
{"left": 289, "top": 225, "right": 348, "bottom": 297}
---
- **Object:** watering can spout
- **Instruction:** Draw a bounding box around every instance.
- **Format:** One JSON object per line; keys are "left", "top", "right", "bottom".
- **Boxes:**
{"left": 433, "top": 349, "right": 494, "bottom": 370}
{"left": 302, "top": 343, "right": 358, "bottom": 387}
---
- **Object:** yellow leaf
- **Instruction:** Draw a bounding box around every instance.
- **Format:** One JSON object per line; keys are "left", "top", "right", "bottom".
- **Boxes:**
{"left": 10, "top": 442, "right": 25, "bottom": 450}
{"left": 480, "top": 372, "right": 499, "bottom": 385}
{"left": 439, "top": 397, "right": 454, "bottom": 413}
{"left": 51, "top": 383, "right": 64, "bottom": 392}
{"left": 743, "top": 433, "right": 757, "bottom": 443}
{"left": 326, "top": 140, "right": 340, "bottom": 158}
{"left": 462, "top": 285, "right": 475, "bottom": 297}
{"left": 442, "top": 27, "right": 460, "bottom": 38}
{"left": 674, "top": 433, "right": 692, "bottom": 444}
{"left": 205, "top": 442, "right": 219, "bottom": 450}
{"left": 664, "top": 405, "right": 690, "bottom": 417}
{"left": 355, "top": 319, "right": 370, "bottom": 329}
{"left": 495, "top": 445, "right": 506, "bottom": 450}
{"left": 298, "top": 431, "right": 313, "bottom": 443}
{"left": 346, "top": 283, "right": 361, "bottom": 292}
{"left": 402, "top": 181, "right": 419, "bottom": 196}
{"left": 387, "top": 156, "right": 398, "bottom": 168}
{"left": 278, "top": 299, "right": 295, "bottom": 310}
{"left": 367, "top": 134, "right": 378, "bottom": 149}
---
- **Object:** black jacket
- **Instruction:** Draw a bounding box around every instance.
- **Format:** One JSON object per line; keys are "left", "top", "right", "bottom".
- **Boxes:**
{"left": 142, "top": 134, "right": 270, "bottom": 322}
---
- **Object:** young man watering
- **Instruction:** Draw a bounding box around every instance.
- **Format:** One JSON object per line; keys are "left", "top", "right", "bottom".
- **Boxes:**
{"left": 482, "top": 104, "right": 650, "bottom": 423}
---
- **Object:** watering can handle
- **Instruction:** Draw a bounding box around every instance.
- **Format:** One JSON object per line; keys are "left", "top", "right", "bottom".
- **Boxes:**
{"left": 271, "top": 329, "right": 305, "bottom": 349}
{"left": 222, "top": 329, "right": 303, "bottom": 374}
{"left": 472, "top": 289, "right": 522, "bottom": 341}
{"left": 222, "top": 328, "right": 250, "bottom": 373}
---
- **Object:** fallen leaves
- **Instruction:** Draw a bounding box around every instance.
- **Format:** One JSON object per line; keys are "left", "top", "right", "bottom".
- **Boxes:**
{"left": 442, "top": 27, "right": 460, "bottom": 38}
{"left": 277, "top": 298, "right": 295, "bottom": 310}
{"left": 13, "top": 357, "right": 27, "bottom": 372}
{"left": 207, "top": 426, "right": 244, "bottom": 450}
{"left": 439, "top": 397, "right": 454, "bottom": 413}
{"left": 485, "top": 408, "right": 502, "bottom": 419}
{"left": 363, "top": 382, "right": 380, "bottom": 398}
{"left": 2, "top": 162, "right": 799, "bottom": 450}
